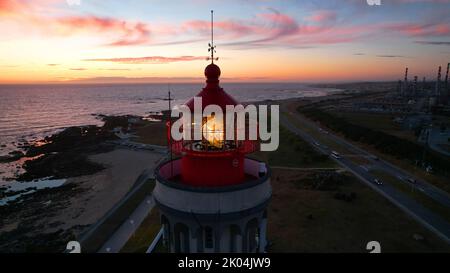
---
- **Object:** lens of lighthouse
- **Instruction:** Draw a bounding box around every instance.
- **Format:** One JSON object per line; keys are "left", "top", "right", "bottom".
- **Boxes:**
{"left": 202, "top": 115, "right": 224, "bottom": 149}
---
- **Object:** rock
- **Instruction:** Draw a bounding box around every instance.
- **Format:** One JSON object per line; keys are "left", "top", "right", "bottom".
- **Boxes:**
{"left": 344, "top": 195, "right": 353, "bottom": 202}
{"left": 9, "top": 150, "right": 24, "bottom": 157}
{"left": 0, "top": 150, "right": 25, "bottom": 163}
{"left": 8, "top": 115, "right": 143, "bottom": 182}
{"left": 334, "top": 192, "right": 344, "bottom": 200}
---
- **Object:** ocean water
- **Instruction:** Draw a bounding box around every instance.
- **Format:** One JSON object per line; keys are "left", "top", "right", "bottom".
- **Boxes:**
{"left": 0, "top": 82, "right": 337, "bottom": 188}
{"left": 0, "top": 82, "right": 335, "bottom": 152}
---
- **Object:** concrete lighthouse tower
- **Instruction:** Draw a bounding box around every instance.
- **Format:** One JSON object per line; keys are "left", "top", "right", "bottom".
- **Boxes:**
{"left": 152, "top": 11, "right": 271, "bottom": 253}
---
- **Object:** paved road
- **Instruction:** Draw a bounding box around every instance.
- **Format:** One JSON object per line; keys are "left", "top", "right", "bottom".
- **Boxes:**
{"left": 108, "top": 140, "right": 167, "bottom": 154}
{"left": 98, "top": 195, "right": 155, "bottom": 253}
{"left": 280, "top": 113, "right": 450, "bottom": 244}
{"left": 287, "top": 111, "right": 450, "bottom": 209}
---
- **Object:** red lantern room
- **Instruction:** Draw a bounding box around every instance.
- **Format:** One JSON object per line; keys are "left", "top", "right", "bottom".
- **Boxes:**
{"left": 167, "top": 62, "right": 259, "bottom": 187}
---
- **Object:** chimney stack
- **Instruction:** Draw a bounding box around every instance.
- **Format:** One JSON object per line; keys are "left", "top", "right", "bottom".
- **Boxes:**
{"left": 435, "top": 66, "right": 442, "bottom": 102}
{"left": 445, "top": 63, "right": 449, "bottom": 88}
{"left": 413, "top": 76, "right": 418, "bottom": 98}
{"left": 422, "top": 77, "right": 426, "bottom": 94}
{"left": 444, "top": 63, "right": 449, "bottom": 104}
{"left": 403, "top": 67, "right": 408, "bottom": 97}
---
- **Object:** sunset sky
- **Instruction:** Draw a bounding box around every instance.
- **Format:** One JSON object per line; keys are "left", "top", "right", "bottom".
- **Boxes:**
{"left": 0, "top": 0, "right": 449, "bottom": 84}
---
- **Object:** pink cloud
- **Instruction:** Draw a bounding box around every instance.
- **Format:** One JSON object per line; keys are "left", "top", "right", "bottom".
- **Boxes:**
{"left": 54, "top": 17, "right": 152, "bottom": 46}
{"left": 1, "top": 2, "right": 449, "bottom": 50}
{"left": 83, "top": 55, "right": 206, "bottom": 64}
{"left": 306, "top": 11, "right": 337, "bottom": 23}
{"left": 0, "top": 1, "right": 152, "bottom": 46}
{"left": 383, "top": 22, "right": 450, "bottom": 37}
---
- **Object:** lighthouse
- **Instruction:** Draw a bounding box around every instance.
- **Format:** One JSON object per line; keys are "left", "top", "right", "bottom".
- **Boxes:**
{"left": 152, "top": 11, "right": 271, "bottom": 253}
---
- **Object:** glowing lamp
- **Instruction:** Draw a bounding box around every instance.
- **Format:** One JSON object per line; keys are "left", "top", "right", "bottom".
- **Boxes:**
{"left": 202, "top": 115, "right": 224, "bottom": 149}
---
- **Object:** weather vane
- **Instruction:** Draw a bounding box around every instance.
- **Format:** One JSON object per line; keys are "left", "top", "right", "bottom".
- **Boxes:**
{"left": 207, "top": 10, "right": 219, "bottom": 64}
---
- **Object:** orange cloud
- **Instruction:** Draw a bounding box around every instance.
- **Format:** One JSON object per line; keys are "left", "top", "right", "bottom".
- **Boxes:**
{"left": 0, "top": 0, "right": 33, "bottom": 16}
{"left": 83, "top": 55, "right": 206, "bottom": 64}
{"left": 0, "top": 0, "right": 59, "bottom": 17}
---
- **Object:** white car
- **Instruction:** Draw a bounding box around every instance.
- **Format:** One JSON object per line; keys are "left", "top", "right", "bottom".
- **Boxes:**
{"left": 407, "top": 178, "right": 417, "bottom": 184}
{"left": 374, "top": 179, "right": 383, "bottom": 186}
{"left": 331, "top": 151, "right": 341, "bottom": 159}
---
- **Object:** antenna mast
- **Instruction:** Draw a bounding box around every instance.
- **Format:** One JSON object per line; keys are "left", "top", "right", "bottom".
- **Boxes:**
{"left": 168, "top": 83, "right": 173, "bottom": 178}
{"left": 208, "top": 10, "right": 218, "bottom": 63}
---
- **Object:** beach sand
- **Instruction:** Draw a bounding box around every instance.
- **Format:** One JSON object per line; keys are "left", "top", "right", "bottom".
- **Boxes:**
{"left": 0, "top": 147, "right": 165, "bottom": 252}
{"left": 54, "top": 148, "right": 163, "bottom": 231}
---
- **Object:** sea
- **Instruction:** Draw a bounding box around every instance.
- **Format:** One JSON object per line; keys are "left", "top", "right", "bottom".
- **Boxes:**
{"left": 0, "top": 82, "right": 339, "bottom": 203}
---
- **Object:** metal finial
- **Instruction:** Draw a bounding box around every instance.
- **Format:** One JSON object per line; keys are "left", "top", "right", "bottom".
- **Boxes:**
{"left": 207, "top": 10, "right": 219, "bottom": 63}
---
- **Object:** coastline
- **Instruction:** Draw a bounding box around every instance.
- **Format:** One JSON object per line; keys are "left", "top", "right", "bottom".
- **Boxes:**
{"left": 0, "top": 86, "right": 345, "bottom": 252}
{"left": 0, "top": 113, "right": 168, "bottom": 252}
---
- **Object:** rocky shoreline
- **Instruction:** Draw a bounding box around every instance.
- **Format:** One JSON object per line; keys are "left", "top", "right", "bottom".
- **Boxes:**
{"left": 0, "top": 114, "right": 163, "bottom": 252}
{"left": 1, "top": 114, "right": 162, "bottom": 182}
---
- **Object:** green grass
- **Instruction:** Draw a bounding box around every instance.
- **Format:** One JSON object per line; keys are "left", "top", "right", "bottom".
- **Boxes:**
{"left": 334, "top": 112, "right": 418, "bottom": 143}
{"left": 268, "top": 168, "right": 450, "bottom": 252}
{"left": 120, "top": 207, "right": 161, "bottom": 253}
{"left": 152, "top": 235, "right": 169, "bottom": 253}
{"left": 79, "top": 179, "right": 156, "bottom": 253}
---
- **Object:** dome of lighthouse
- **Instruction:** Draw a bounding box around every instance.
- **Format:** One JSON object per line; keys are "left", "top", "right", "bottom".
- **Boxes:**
{"left": 204, "top": 63, "right": 221, "bottom": 82}
{"left": 185, "top": 63, "right": 238, "bottom": 111}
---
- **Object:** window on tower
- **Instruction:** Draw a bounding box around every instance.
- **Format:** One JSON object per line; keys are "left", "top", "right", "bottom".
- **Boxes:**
{"left": 204, "top": 226, "right": 214, "bottom": 249}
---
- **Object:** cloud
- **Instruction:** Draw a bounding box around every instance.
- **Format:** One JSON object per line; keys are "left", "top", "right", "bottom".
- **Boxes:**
{"left": 0, "top": 1, "right": 152, "bottom": 46}
{"left": 182, "top": 8, "right": 361, "bottom": 49}
{"left": 2, "top": 1, "right": 450, "bottom": 50}
{"left": 376, "top": 55, "right": 406, "bottom": 58}
{"left": 83, "top": 55, "right": 206, "bottom": 64}
{"left": 383, "top": 22, "right": 450, "bottom": 37}
{"left": 98, "top": 68, "right": 135, "bottom": 71}
{"left": 49, "top": 16, "right": 152, "bottom": 46}
{"left": 0, "top": 0, "right": 33, "bottom": 16}
{"left": 47, "top": 63, "right": 60, "bottom": 66}
{"left": 70, "top": 68, "right": 87, "bottom": 70}
{"left": 65, "top": 76, "right": 204, "bottom": 84}
{"left": 394, "top": 0, "right": 450, "bottom": 3}
{"left": 306, "top": 11, "right": 337, "bottom": 24}
{"left": 0, "top": 0, "right": 60, "bottom": 17}
{"left": 415, "top": 40, "right": 450, "bottom": 45}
